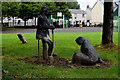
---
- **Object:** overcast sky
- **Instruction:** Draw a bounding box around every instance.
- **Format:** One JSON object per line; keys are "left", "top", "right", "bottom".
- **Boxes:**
{"left": 77, "top": 0, "right": 97, "bottom": 10}
{"left": 77, "top": 0, "right": 119, "bottom": 10}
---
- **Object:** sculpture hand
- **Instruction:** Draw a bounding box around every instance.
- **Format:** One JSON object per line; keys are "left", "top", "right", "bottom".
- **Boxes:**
{"left": 50, "top": 24, "right": 55, "bottom": 29}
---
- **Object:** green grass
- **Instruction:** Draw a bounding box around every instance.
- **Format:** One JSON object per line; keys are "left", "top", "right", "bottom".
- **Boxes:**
{"left": 1, "top": 32, "right": 119, "bottom": 78}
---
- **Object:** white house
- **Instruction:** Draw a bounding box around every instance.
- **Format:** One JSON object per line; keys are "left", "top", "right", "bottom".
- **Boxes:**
{"left": 91, "top": 0, "right": 119, "bottom": 26}
{"left": 85, "top": 5, "right": 92, "bottom": 22}
{"left": 85, "top": 5, "right": 92, "bottom": 26}
{"left": 91, "top": 0, "right": 104, "bottom": 25}
{"left": 69, "top": 9, "right": 87, "bottom": 27}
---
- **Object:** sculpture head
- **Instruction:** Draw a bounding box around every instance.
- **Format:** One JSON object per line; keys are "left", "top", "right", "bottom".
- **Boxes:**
{"left": 40, "top": 6, "right": 49, "bottom": 15}
{"left": 75, "top": 36, "right": 85, "bottom": 45}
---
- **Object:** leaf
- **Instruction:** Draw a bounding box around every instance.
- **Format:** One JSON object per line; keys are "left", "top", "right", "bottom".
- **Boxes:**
{"left": 14, "top": 76, "right": 21, "bottom": 78}
{"left": 3, "top": 69, "right": 8, "bottom": 73}
{"left": 69, "top": 61, "right": 72, "bottom": 63}
{"left": 95, "top": 64, "right": 101, "bottom": 67}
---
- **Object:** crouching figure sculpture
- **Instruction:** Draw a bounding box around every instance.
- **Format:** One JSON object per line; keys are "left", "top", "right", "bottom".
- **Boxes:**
{"left": 72, "top": 36, "right": 103, "bottom": 65}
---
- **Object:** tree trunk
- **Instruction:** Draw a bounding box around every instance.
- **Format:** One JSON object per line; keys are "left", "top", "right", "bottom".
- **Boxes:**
{"left": 0, "top": 2, "right": 3, "bottom": 28}
{"left": 1, "top": 17, "right": 3, "bottom": 28}
{"left": 35, "top": 17, "right": 36, "bottom": 26}
{"left": 24, "top": 19, "right": 26, "bottom": 26}
{"left": 8, "top": 17, "right": 9, "bottom": 27}
{"left": 102, "top": 1, "right": 113, "bottom": 44}
{"left": 13, "top": 17, "right": 14, "bottom": 27}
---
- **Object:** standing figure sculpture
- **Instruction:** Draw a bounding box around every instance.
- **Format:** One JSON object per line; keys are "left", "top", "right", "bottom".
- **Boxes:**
{"left": 36, "top": 6, "right": 57, "bottom": 58}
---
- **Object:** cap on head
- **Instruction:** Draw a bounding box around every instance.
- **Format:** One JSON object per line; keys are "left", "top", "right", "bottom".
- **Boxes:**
{"left": 41, "top": 6, "right": 49, "bottom": 13}
{"left": 75, "top": 36, "right": 85, "bottom": 45}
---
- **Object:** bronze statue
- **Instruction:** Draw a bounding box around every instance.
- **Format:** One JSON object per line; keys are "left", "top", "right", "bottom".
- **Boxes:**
{"left": 73, "top": 36, "right": 103, "bottom": 65}
{"left": 36, "top": 6, "right": 57, "bottom": 58}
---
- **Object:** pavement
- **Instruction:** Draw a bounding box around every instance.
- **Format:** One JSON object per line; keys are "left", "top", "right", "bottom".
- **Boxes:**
{"left": 1, "top": 27, "right": 102, "bottom": 33}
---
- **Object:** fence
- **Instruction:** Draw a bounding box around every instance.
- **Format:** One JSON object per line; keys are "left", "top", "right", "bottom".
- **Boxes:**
{"left": 1, "top": 21, "right": 37, "bottom": 27}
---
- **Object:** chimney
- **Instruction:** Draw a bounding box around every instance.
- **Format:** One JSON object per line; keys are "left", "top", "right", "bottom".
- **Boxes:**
{"left": 87, "top": 5, "right": 89, "bottom": 9}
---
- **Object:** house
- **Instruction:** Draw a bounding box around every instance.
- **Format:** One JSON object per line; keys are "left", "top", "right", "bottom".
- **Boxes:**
{"left": 85, "top": 5, "right": 92, "bottom": 26}
{"left": 113, "top": 2, "right": 119, "bottom": 17}
{"left": 91, "top": 0, "right": 104, "bottom": 25}
{"left": 69, "top": 9, "right": 87, "bottom": 27}
{"left": 113, "top": 3, "right": 119, "bottom": 31}
{"left": 90, "top": 0, "right": 118, "bottom": 26}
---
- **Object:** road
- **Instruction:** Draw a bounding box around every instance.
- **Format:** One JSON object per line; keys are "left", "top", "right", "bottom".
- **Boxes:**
{"left": 1, "top": 27, "right": 102, "bottom": 33}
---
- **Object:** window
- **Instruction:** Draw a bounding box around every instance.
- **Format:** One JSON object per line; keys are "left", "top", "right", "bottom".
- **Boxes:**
{"left": 74, "top": 14, "right": 77, "bottom": 19}
{"left": 82, "top": 14, "right": 85, "bottom": 18}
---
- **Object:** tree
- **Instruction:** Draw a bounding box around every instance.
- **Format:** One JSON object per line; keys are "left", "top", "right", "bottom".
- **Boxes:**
{"left": 18, "top": 2, "right": 46, "bottom": 26}
{"left": 2, "top": 2, "right": 9, "bottom": 17}
{"left": 2, "top": 2, "right": 10, "bottom": 26}
{"left": 29, "top": 2, "right": 46, "bottom": 26}
{"left": 102, "top": 0, "right": 113, "bottom": 44}
{"left": 9, "top": 2, "right": 19, "bottom": 26}
{"left": 55, "top": 2, "right": 71, "bottom": 19}
{"left": 0, "top": 1, "right": 2, "bottom": 27}
{"left": 67, "top": 2, "right": 80, "bottom": 9}
{"left": 45, "top": 2, "right": 58, "bottom": 15}
{"left": 2, "top": 2, "right": 19, "bottom": 26}
{"left": 19, "top": 3, "right": 33, "bottom": 26}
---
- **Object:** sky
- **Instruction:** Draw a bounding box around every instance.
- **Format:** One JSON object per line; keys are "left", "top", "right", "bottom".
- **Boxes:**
{"left": 77, "top": 0, "right": 119, "bottom": 10}
{"left": 77, "top": 0, "right": 97, "bottom": 10}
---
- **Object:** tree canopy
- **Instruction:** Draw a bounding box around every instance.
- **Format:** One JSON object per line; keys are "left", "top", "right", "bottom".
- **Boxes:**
{"left": 2, "top": 2, "right": 19, "bottom": 18}
{"left": 1, "top": 1, "right": 80, "bottom": 26}
{"left": 55, "top": 2, "right": 72, "bottom": 19}
{"left": 67, "top": 2, "right": 80, "bottom": 9}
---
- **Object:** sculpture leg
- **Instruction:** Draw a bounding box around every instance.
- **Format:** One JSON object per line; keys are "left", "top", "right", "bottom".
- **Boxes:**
{"left": 73, "top": 51, "right": 96, "bottom": 65}
{"left": 43, "top": 36, "right": 53, "bottom": 56}
{"left": 38, "top": 40, "right": 40, "bottom": 60}
{"left": 42, "top": 39, "right": 48, "bottom": 61}
{"left": 47, "top": 40, "right": 53, "bottom": 56}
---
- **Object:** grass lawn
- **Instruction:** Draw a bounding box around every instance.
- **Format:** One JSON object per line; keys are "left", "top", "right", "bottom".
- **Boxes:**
{"left": 1, "top": 32, "right": 119, "bottom": 78}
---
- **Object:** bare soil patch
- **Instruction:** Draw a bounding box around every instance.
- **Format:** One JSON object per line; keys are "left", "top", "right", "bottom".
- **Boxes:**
{"left": 20, "top": 56, "right": 112, "bottom": 69}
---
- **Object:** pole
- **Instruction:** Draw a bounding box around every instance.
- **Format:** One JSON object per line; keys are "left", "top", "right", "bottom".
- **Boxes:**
{"left": 66, "top": 20, "right": 67, "bottom": 28}
{"left": 0, "top": 1, "right": 2, "bottom": 28}
{"left": 51, "top": 15, "right": 52, "bottom": 20}
{"left": 118, "top": 4, "right": 120, "bottom": 32}
{"left": 38, "top": 40, "right": 40, "bottom": 60}
{"left": 63, "top": 15, "right": 64, "bottom": 28}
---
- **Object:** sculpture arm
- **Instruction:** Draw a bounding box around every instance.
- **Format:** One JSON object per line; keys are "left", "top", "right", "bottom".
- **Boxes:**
{"left": 37, "top": 16, "right": 55, "bottom": 30}
{"left": 45, "top": 18, "right": 55, "bottom": 29}
{"left": 49, "top": 24, "right": 55, "bottom": 29}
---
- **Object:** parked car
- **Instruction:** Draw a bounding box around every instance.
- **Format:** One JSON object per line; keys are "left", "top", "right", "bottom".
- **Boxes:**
{"left": 69, "top": 22, "right": 74, "bottom": 27}
{"left": 97, "top": 23, "right": 103, "bottom": 27}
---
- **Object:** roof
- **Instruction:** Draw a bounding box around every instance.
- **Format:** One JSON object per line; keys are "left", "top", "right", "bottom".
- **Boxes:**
{"left": 92, "top": 0, "right": 104, "bottom": 10}
{"left": 69, "top": 9, "right": 86, "bottom": 14}
{"left": 87, "top": 8, "right": 92, "bottom": 11}
{"left": 113, "top": 2, "right": 119, "bottom": 11}
{"left": 92, "top": 0, "right": 118, "bottom": 11}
